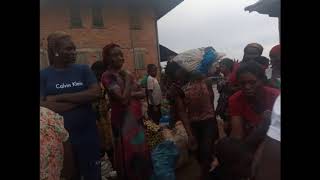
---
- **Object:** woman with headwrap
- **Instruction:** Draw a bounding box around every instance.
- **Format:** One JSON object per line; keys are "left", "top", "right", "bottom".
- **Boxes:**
{"left": 101, "top": 43, "right": 152, "bottom": 180}
{"left": 227, "top": 43, "right": 264, "bottom": 92}
{"left": 268, "top": 44, "right": 281, "bottom": 89}
{"left": 243, "top": 43, "right": 264, "bottom": 63}
{"left": 40, "top": 31, "right": 101, "bottom": 180}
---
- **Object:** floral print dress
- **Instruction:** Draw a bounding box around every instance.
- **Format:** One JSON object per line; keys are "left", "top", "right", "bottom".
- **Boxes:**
{"left": 95, "top": 83, "right": 113, "bottom": 151}
{"left": 40, "top": 107, "right": 69, "bottom": 180}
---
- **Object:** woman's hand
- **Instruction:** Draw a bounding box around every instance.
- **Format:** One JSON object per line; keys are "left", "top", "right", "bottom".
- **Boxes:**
{"left": 263, "top": 110, "right": 272, "bottom": 121}
{"left": 131, "top": 90, "right": 146, "bottom": 99}
{"left": 209, "top": 157, "right": 219, "bottom": 172}
{"left": 121, "top": 70, "right": 134, "bottom": 83}
{"left": 230, "top": 116, "right": 244, "bottom": 139}
{"left": 46, "top": 94, "right": 68, "bottom": 102}
{"left": 46, "top": 95, "right": 60, "bottom": 102}
{"left": 188, "top": 134, "right": 198, "bottom": 151}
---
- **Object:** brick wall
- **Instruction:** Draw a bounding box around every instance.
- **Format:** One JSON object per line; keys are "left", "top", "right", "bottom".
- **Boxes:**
{"left": 40, "top": 1, "right": 160, "bottom": 79}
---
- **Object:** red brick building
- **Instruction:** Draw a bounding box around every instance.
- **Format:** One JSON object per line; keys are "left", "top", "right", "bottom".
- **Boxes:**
{"left": 40, "top": 0, "right": 183, "bottom": 78}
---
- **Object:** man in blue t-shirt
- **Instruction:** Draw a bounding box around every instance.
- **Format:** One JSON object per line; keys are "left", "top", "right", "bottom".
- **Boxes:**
{"left": 40, "top": 32, "right": 101, "bottom": 180}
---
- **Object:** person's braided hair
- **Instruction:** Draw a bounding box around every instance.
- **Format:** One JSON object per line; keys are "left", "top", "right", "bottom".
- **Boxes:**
{"left": 220, "top": 58, "right": 234, "bottom": 72}
{"left": 47, "top": 31, "right": 71, "bottom": 65}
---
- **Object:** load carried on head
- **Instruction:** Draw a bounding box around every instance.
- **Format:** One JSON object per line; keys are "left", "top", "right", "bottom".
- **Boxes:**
{"left": 145, "top": 46, "right": 225, "bottom": 178}
{"left": 171, "top": 46, "right": 225, "bottom": 76}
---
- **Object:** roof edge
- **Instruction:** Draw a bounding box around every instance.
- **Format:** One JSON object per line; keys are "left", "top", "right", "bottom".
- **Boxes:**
{"left": 152, "top": 0, "right": 184, "bottom": 20}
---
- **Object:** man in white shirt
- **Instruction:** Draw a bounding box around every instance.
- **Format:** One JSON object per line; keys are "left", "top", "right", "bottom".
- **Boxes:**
{"left": 255, "top": 95, "right": 280, "bottom": 180}
{"left": 147, "top": 64, "right": 162, "bottom": 124}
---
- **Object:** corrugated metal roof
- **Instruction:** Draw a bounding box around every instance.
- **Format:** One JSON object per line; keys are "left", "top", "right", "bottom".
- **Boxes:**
{"left": 160, "top": 44, "right": 177, "bottom": 62}
{"left": 245, "top": 0, "right": 280, "bottom": 17}
{"left": 152, "top": 0, "right": 184, "bottom": 20}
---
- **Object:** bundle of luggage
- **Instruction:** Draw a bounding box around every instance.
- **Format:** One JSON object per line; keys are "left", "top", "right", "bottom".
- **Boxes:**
{"left": 148, "top": 120, "right": 190, "bottom": 180}
{"left": 171, "top": 46, "right": 225, "bottom": 76}
{"left": 162, "top": 121, "right": 189, "bottom": 168}
{"left": 143, "top": 118, "right": 164, "bottom": 150}
{"left": 143, "top": 118, "right": 190, "bottom": 168}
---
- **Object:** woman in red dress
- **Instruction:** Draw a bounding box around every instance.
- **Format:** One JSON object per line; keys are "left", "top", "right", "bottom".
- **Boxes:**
{"left": 229, "top": 61, "right": 279, "bottom": 139}
{"left": 228, "top": 61, "right": 279, "bottom": 178}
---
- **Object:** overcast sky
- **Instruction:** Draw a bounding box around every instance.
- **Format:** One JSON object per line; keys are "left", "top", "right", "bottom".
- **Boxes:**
{"left": 158, "top": 0, "right": 279, "bottom": 60}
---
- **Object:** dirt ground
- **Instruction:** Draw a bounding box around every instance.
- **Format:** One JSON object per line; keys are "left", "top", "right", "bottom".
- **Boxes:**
{"left": 176, "top": 155, "right": 202, "bottom": 180}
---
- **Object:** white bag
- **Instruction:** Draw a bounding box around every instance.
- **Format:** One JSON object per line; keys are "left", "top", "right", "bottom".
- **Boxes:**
{"left": 172, "top": 47, "right": 225, "bottom": 74}
{"left": 101, "top": 153, "right": 117, "bottom": 179}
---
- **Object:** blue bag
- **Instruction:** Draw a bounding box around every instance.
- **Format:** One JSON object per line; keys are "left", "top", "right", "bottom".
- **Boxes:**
{"left": 196, "top": 47, "right": 218, "bottom": 74}
{"left": 151, "top": 140, "right": 179, "bottom": 180}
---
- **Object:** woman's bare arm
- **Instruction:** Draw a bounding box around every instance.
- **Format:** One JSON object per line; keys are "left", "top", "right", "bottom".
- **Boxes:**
{"left": 40, "top": 100, "right": 79, "bottom": 113}
{"left": 46, "top": 84, "right": 101, "bottom": 104}
{"left": 230, "top": 116, "right": 245, "bottom": 139}
{"left": 107, "top": 74, "right": 133, "bottom": 105}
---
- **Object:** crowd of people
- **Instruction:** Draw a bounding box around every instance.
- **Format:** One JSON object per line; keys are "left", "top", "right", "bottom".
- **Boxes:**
{"left": 40, "top": 31, "right": 281, "bottom": 180}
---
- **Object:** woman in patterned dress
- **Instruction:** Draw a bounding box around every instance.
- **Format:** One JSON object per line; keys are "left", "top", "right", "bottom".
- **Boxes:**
{"left": 40, "top": 106, "right": 74, "bottom": 180}
{"left": 101, "top": 43, "right": 152, "bottom": 180}
{"left": 91, "top": 61, "right": 114, "bottom": 157}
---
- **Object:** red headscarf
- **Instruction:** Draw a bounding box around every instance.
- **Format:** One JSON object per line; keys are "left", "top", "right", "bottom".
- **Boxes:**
{"left": 269, "top": 44, "right": 280, "bottom": 58}
{"left": 102, "top": 43, "right": 120, "bottom": 68}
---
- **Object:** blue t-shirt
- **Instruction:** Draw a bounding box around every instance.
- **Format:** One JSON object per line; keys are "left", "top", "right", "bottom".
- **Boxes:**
{"left": 40, "top": 64, "right": 99, "bottom": 145}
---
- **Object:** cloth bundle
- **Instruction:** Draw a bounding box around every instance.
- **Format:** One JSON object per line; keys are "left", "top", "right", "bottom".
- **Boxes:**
{"left": 143, "top": 118, "right": 164, "bottom": 150}
{"left": 162, "top": 121, "right": 189, "bottom": 168}
{"left": 172, "top": 47, "right": 225, "bottom": 75}
{"left": 143, "top": 119, "right": 190, "bottom": 169}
